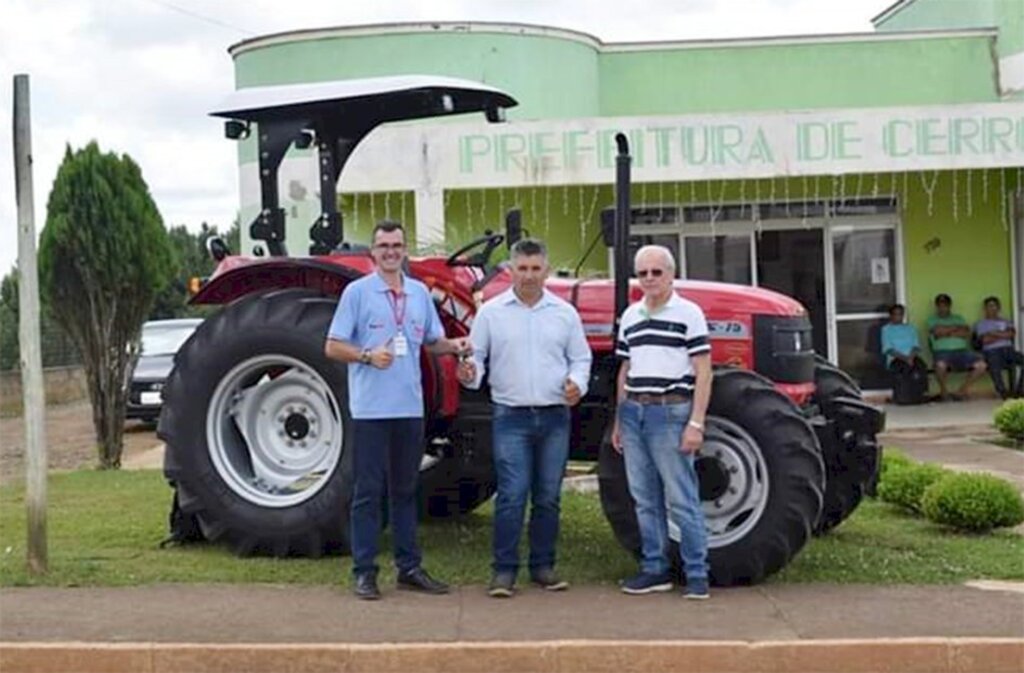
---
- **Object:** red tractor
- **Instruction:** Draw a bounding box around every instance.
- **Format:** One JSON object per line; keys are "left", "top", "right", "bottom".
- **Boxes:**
{"left": 159, "top": 76, "right": 884, "bottom": 585}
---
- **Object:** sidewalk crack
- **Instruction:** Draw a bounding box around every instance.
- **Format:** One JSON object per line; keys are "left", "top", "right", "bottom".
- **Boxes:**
{"left": 757, "top": 586, "right": 802, "bottom": 640}
{"left": 455, "top": 587, "right": 466, "bottom": 641}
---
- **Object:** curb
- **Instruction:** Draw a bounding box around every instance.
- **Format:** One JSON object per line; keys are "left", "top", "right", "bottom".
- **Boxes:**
{"left": 2, "top": 638, "right": 1022, "bottom": 673}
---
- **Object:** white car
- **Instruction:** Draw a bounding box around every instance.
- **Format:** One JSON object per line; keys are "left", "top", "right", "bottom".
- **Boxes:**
{"left": 126, "top": 319, "right": 203, "bottom": 423}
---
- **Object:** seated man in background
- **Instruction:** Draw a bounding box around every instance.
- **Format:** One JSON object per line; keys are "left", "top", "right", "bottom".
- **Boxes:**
{"left": 881, "top": 303, "right": 929, "bottom": 404}
{"left": 927, "top": 293, "right": 987, "bottom": 401}
{"left": 974, "top": 296, "right": 1024, "bottom": 399}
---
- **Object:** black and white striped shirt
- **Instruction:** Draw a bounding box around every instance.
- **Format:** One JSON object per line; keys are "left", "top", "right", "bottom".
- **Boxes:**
{"left": 616, "top": 293, "right": 711, "bottom": 396}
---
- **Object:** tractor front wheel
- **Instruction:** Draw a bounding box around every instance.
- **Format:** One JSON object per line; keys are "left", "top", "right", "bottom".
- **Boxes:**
{"left": 599, "top": 368, "right": 825, "bottom": 585}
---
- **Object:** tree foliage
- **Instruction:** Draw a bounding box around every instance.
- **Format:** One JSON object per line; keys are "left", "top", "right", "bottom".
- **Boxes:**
{"left": 1, "top": 218, "right": 237, "bottom": 370}
{"left": 39, "top": 142, "right": 175, "bottom": 468}
{"left": 0, "top": 270, "right": 18, "bottom": 371}
{"left": 150, "top": 220, "right": 239, "bottom": 319}
{"left": 0, "top": 267, "right": 81, "bottom": 371}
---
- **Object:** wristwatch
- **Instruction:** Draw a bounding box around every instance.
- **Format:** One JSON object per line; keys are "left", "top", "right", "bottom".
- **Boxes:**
{"left": 359, "top": 349, "right": 372, "bottom": 365}
{"left": 688, "top": 419, "right": 704, "bottom": 432}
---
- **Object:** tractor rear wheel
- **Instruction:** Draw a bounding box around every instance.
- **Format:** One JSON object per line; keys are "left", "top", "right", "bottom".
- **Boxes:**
{"left": 159, "top": 288, "right": 491, "bottom": 557}
{"left": 599, "top": 368, "right": 824, "bottom": 585}
{"left": 159, "top": 289, "right": 352, "bottom": 556}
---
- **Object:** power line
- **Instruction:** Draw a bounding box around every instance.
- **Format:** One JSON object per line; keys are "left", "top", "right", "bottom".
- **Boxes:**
{"left": 135, "top": 0, "right": 256, "bottom": 37}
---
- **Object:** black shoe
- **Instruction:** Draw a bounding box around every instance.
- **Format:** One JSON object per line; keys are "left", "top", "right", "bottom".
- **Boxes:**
{"left": 530, "top": 567, "right": 569, "bottom": 591}
{"left": 353, "top": 573, "right": 381, "bottom": 601}
{"left": 397, "top": 567, "right": 450, "bottom": 595}
{"left": 487, "top": 572, "right": 516, "bottom": 598}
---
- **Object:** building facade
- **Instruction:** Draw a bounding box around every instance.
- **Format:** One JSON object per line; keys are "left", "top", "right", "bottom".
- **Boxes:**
{"left": 225, "top": 0, "right": 1024, "bottom": 389}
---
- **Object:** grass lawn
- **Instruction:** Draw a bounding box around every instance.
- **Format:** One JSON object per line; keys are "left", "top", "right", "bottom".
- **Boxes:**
{"left": 0, "top": 469, "right": 1021, "bottom": 587}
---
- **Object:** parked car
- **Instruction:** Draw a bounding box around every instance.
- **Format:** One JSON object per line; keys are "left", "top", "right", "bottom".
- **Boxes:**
{"left": 127, "top": 319, "right": 203, "bottom": 423}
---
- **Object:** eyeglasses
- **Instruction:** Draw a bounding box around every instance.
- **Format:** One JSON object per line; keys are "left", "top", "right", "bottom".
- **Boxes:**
{"left": 636, "top": 268, "right": 665, "bottom": 278}
{"left": 373, "top": 243, "right": 405, "bottom": 251}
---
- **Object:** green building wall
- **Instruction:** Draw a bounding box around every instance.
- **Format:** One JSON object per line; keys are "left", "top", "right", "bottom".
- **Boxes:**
{"left": 597, "top": 36, "right": 999, "bottom": 115}
{"left": 233, "top": 28, "right": 601, "bottom": 120}
{"left": 232, "top": 25, "right": 1001, "bottom": 118}
{"left": 875, "top": 0, "right": 1024, "bottom": 57}
{"left": 228, "top": 23, "right": 1022, "bottom": 381}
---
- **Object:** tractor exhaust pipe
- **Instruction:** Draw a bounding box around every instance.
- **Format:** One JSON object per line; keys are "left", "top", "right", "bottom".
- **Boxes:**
{"left": 613, "top": 133, "right": 632, "bottom": 332}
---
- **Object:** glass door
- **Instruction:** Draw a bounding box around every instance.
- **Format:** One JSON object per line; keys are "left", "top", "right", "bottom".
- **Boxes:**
{"left": 828, "top": 224, "right": 900, "bottom": 389}
{"left": 756, "top": 229, "right": 828, "bottom": 358}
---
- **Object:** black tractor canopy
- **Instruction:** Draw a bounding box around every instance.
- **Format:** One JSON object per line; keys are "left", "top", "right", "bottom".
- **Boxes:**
{"left": 211, "top": 75, "right": 518, "bottom": 256}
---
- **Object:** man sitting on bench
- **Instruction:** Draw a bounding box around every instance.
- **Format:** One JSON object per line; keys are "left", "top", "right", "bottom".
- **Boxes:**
{"left": 881, "top": 303, "right": 929, "bottom": 405}
{"left": 927, "top": 293, "right": 987, "bottom": 401}
{"left": 975, "top": 296, "right": 1024, "bottom": 400}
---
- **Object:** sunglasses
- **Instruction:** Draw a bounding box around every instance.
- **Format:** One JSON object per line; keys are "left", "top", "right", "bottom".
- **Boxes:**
{"left": 636, "top": 268, "right": 665, "bottom": 278}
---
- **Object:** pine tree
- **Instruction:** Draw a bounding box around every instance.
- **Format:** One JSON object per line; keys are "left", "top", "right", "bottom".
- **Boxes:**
{"left": 39, "top": 142, "right": 174, "bottom": 468}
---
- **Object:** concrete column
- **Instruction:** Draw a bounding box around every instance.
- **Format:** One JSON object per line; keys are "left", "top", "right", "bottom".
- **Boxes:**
{"left": 415, "top": 187, "right": 446, "bottom": 251}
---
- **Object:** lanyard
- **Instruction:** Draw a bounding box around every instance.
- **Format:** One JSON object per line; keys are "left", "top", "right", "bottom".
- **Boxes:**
{"left": 387, "top": 290, "right": 406, "bottom": 327}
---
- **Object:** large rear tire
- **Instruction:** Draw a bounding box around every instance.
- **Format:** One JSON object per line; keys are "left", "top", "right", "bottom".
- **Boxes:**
{"left": 159, "top": 289, "right": 353, "bottom": 556}
{"left": 599, "top": 368, "right": 825, "bottom": 585}
{"left": 159, "top": 288, "right": 496, "bottom": 556}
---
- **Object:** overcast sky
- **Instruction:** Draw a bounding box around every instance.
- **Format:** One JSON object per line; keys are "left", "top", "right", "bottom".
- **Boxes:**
{"left": 0, "top": 0, "right": 894, "bottom": 276}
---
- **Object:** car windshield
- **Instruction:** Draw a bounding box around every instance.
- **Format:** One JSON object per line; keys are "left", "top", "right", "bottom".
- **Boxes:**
{"left": 141, "top": 324, "right": 198, "bottom": 356}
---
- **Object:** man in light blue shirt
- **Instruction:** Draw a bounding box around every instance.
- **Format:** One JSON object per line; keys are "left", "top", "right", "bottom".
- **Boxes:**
{"left": 881, "top": 303, "right": 923, "bottom": 367}
{"left": 881, "top": 303, "right": 928, "bottom": 404}
{"left": 458, "top": 238, "right": 592, "bottom": 597}
{"left": 325, "top": 220, "right": 469, "bottom": 600}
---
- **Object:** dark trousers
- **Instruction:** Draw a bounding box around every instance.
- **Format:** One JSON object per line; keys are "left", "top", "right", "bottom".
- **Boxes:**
{"left": 350, "top": 418, "right": 424, "bottom": 576}
{"left": 983, "top": 347, "right": 1024, "bottom": 398}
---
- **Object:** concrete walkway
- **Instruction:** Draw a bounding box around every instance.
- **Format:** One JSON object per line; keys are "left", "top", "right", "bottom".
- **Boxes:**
{"left": 2, "top": 584, "right": 1022, "bottom": 672}
{"left": 2, "top": 584, "right": 1022, "bottom": 643}
{"left": 880, "top": 397, "right": 1005, "bottom": 431}
{"left": 879, "top": 397, "right": 1024, "bottom": 494}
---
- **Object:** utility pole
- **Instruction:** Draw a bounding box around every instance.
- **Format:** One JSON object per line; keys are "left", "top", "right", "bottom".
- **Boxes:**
{"left": 13, "top": 73, "right": 47, "bottom": 574}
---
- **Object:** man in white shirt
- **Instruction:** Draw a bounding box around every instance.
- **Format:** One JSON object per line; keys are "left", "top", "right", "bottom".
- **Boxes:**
{"left": 611, "top": 244, "right": 713, "bottom": 600}
{"left": 458, "top": 238, "right": 592, "bottom": 597}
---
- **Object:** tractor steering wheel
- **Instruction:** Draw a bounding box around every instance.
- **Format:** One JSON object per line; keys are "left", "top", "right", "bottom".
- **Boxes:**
{"left": 445, "top": 231, "right": 505, "bottom": 268}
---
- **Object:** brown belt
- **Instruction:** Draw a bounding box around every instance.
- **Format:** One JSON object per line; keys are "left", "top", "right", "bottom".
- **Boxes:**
{"left": 626, "top": 392, "right": 690, "bottom": 405}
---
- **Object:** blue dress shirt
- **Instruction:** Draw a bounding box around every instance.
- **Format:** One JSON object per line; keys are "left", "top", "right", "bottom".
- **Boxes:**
{"left": 328, "top": 272, "right": 444, "bottom": 419}
{"left": 464, "top": 288, "right": 592, "bottom": 406}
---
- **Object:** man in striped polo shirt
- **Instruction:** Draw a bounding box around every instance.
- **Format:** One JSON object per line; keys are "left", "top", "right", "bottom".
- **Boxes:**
{"left": 611, "top": 245, "right": 713, "bottom": 600}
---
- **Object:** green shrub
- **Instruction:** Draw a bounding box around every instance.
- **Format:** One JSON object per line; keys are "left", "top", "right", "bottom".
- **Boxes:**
{"left": 880, "top": 449, "right": 913, "bottom": 476}
{"left": 993, "top": 399, "right": 1024, "bottom": 442}
{"left": 877, "top": 462, "right": 949, "bottom": 513}
{"left": 921, "top": 473, "right": 1024, "bottom": 532}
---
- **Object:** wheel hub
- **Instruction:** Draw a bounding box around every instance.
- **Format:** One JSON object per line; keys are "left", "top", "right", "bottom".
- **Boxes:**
{"left": 284, "top": 412, "right": 311, "bottom": 441}
{"left": 667, "top": 416, "right": 770, "bottom": 549}
{"left": 207, "top": 354, "right": 343, "bottom": 508}
{"left": 696, "top": 456, "right": 729, "bottom": 501}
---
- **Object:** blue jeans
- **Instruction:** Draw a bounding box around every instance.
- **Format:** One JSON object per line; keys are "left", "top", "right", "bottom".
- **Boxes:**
{"left": 618, "top": 399, "right": 708, "bottom": 581}
{"left": 350, "top": 418, "right": 424, "bottom": 576}
{"left": 491, "top": 404, "right": 571, "bottom": 576}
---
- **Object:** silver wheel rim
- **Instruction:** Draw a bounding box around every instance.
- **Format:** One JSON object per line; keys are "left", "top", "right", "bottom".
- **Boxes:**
{"left": 207, "top": 354, "right": 343, "bottom": 508}
{"left": 668, "top": 416, "right": 770, "bottom": 549}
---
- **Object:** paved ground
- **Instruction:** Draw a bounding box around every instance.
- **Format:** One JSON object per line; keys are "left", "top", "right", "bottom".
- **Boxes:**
{"left": 1, "top": 583, "right": 1022, "bottom": 644}
{"left": 878, "top": 397, "right": 1024, "bottom": 496}
{"left": 0, "top": 401, "right": 159, "bottom": 485}
{"left": 876, "top": 397, "right": 1004, "bottom": 431}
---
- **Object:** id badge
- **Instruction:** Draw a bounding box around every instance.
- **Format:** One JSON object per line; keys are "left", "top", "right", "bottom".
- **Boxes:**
{"left": 393, "top": 334, "right": 409, "bottom": 357}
